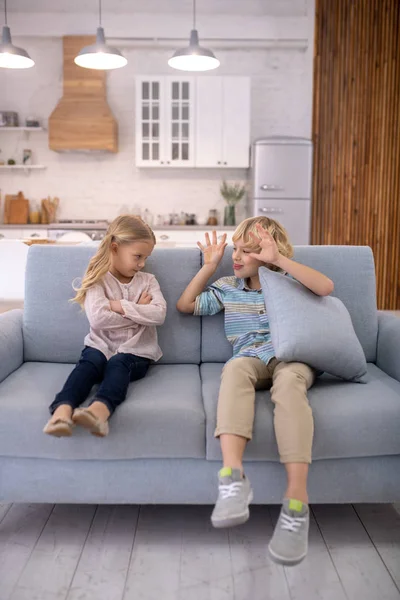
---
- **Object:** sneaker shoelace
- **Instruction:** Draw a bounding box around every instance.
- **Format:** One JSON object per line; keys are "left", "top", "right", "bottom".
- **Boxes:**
{"left": 280, "top": 512, "right": 306, "bottom": 533}
{"left": 219, "top": 481, "right": 243, "bottom": 499}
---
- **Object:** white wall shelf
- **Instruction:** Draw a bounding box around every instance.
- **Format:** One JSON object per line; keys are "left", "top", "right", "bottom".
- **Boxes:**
{"left": 0, "top": 165, "right": 46, "bottom": 170}
{"left": 0, "top": 127, "right": 45, "bottom": 132}
{"left": 0, "top": 128, "right": 46, "bottom": 172}
{"left": 0, "top": 165, "right": 47, "bottom": 177}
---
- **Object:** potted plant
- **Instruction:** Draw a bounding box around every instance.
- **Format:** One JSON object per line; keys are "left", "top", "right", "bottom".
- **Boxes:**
{"left": 220, "top": 180, "right": 246, "bottom": 226}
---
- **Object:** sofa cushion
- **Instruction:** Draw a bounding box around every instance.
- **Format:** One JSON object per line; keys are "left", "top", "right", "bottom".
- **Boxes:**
{"left": 201, "top": 245, "right": 378, "bottom": 363}
{"left": 23, "top": 246, "right": 201, "bottom": 364}
{"left": 201, "top": 362, "right": 400, "bottom": 461}
{"left": 259, "top": 266, "right": 368, "bottom": 382}
{"left": 0, "top": 363, "right": 205, "bottom": 460}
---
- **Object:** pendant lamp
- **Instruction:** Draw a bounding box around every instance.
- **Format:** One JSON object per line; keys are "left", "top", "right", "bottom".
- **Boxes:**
{"left": 0, "top": 0, "right": 34, "bottom": 69}
{"left": 74, "top": 0, "right": 127, "bottom": 70}
{"left": 168, "top": 0, "right": 219, "bottom": 72}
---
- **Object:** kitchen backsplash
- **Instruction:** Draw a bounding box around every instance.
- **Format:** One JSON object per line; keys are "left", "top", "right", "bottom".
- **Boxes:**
{"left": 0, "top": 34, "right": 313, "bottom": 224}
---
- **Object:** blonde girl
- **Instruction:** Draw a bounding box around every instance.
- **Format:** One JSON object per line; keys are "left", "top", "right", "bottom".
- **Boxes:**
{"left": 44, "top": 215, "right": 166, "bottom": 438}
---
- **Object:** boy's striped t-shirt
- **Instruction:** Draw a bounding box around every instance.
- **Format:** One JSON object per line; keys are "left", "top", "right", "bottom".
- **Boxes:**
{"left": 194, "top": 275, "right": 275, "bottom": 365}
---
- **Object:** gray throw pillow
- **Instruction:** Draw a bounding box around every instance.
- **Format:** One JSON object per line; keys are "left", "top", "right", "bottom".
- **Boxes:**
{"left": 259, "top": 266, "right": 368, "bottom": 382}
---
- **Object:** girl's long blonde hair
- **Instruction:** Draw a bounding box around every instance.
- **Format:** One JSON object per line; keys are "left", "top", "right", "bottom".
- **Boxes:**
{"left": 73, "top": 215, "right": 156, "bottom": 306}
{"left": 232, "top": 216, "right": 293, "bottom": 272}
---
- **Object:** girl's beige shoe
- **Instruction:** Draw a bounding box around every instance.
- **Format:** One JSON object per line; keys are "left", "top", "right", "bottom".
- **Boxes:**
{"left": 43, "top": 418, "right": 74, "bottom": 437}
{"left": 72, "top": 408, "right": 109, "bottom": 437}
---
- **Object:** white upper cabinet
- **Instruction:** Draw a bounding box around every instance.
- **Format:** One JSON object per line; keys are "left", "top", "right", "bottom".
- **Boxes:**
{"left": 221, "top": 77, "right": 251, "bottom": 168}
{"left": 195, "top": 76, "right": 223, "bottom": 167}
{"left": 135, "top": 76, "right": 195, "bottom": 167}
{"left": 135, "top": 77, "right": 164, "bottom": 166}
{"left": 165, "top": 77, "right": 195, "bottom": 167}
{"left": 196, "top": 76, "right": 251, "bottom": 168}
{"left": 135, "top": 76, "right": 251, "bottom": 168}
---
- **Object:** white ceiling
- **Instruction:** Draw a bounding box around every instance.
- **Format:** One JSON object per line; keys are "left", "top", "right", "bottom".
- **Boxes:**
{"left": 1, "top": 0, "right": 308, "bottom": 17}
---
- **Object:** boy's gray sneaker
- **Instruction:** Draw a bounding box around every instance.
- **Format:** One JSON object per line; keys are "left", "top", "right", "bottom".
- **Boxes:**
{"left": 211, "top": 467, "right": 253, "bottom": 528}
{"left": 268, "top": 498, "right": 309, "bottom": 566}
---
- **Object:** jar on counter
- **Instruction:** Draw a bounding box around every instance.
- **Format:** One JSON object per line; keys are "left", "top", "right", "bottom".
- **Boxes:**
{"left": 206, "top": 209, "right": 218, "bottom": 226}
{"left": 29, "top": 201, "right": 41, "bottom": 224}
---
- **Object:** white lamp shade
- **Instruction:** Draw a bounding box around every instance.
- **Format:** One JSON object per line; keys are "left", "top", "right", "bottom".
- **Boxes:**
{"left": 0, "top": 26, "right": 34, "bottom": 69}
{"left": 169, "top": 30, "right": 220, "bottom": 72}
{"left": 74, "top": 27, "right": 127, "bottom": 70}
{"left": 168, "top": 53, "right": 220, "bottom": 72}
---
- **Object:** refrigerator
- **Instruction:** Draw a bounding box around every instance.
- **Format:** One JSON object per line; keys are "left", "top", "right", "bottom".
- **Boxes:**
{"left": 250, "top": 136, "right": 313, "bottom": 245}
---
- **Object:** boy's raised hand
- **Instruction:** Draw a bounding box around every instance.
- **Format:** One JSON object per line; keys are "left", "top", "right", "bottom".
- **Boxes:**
{"left": 197, "top": 231, "right": 227, "bottom": 267}
{"left": 248, "top": 223, "right": 280, "bottom": 264}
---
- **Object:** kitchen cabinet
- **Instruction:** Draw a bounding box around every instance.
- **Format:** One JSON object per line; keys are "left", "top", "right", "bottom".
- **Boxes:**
{"left": 135, "top": 76, "right": 195, "bottom": 167}
{"left": 0, "top": 227, "right": 234, "bottom": 247}
{"left": 0, "top": 238, "right": 29, "bottom": 302}
{"left": 155, "top": 229, "right": 233, "bottom": 247}
{"left": 0, "top": 228, "right": 23, "bottom": 239}
{"left": 135, "top": 76, "right": 250, "bottom": 168}
{"left": 195, "top": 76, "right": 251, "bottom": 168}
{"left": 22, "top": 229, "right": 49, "bottom": 239}
{"left": 0, "top": 228, "right": 49, "bottom": 240}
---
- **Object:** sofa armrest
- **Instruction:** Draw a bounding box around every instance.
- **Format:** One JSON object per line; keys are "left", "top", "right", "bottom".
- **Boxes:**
{"left": 376, "top": 311, "right": 400, "bottom": 382}
{"left": 0, "top": 309, "right": 24, "bottom": 384}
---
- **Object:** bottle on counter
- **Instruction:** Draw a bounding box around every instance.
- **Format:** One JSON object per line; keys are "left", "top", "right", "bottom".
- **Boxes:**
{"left": 171, "top": 213, "right": 180, "bottom": 226}
{"left": 131, "top": 204, "right": 142, "bottom": 219}
{"left": 143, "top": 208, "right": 154, "bottom": 226}
{"left": 119, "top": 204, "right": 130, "bottom": 215}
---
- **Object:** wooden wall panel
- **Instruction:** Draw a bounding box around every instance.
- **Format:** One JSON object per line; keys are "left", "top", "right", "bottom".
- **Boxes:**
{"left": 312, "top": 0, "right": 400, "bottom": 309}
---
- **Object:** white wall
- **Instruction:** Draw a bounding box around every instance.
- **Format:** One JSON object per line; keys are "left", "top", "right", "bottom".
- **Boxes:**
{"left": 0, "top": 1, "right": 315, "bottom": 225}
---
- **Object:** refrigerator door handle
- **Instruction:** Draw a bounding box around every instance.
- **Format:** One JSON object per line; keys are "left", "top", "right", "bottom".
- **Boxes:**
{"left": 260, "top": 184, "right": 284, "bottom": 191}
{"left": 259, "top": 207, "right": 284, "bottom": 214}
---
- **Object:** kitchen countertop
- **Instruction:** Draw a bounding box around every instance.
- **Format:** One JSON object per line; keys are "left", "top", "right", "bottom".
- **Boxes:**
{"left": 0, "top": 223, "right": 236, "bottom": 231}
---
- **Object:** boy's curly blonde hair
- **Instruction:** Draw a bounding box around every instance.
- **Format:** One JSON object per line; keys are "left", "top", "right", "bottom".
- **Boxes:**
{"left": 232, "top": 216, "right": 293, "bottom": 272}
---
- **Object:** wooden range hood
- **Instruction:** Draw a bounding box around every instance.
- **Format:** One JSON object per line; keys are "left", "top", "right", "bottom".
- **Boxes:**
{"left": 49, "top": 36, "right": 118, "bottom": 153}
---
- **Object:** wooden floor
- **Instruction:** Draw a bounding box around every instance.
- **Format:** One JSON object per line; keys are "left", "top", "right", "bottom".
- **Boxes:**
{"left": 0, "top": 503, "right": 399, "bottom": 600}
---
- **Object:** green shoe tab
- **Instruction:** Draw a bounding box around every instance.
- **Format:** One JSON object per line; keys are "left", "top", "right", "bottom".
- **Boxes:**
{"left": 289, "top": 499, "right": 303, "bottom": 512}
{"left": 219, "top": 467, "right": 233, "bottom": 478}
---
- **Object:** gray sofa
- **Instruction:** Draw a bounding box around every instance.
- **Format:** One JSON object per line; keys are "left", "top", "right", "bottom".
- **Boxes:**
{"left": 0, "top": 245, "right": 399, "bottom": 505}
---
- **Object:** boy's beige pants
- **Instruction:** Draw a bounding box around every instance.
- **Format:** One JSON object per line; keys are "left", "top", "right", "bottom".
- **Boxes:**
{"left": 215, "top": 357, "right": 316, "bottom": 464}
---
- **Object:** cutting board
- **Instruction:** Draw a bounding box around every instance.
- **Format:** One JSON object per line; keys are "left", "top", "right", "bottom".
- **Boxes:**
{"left": 7, "top": 192, "right": 29, "bottom": 224}
{"left": 3, "top": 194, "right": 17, "bottom": 224}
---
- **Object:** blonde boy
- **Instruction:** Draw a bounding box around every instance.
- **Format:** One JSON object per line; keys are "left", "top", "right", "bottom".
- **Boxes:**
{"left": 177, "top": 216, "right": 333, "bottom": 566}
